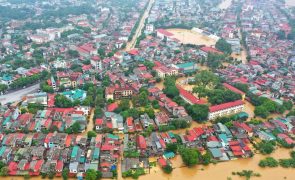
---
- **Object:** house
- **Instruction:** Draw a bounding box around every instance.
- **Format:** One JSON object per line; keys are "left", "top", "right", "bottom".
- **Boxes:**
{"left": 95, "top": 118, "right": 103, "bottom": 131}
{"left": 156, "top": 29, "right": 174, "bottom": 40}
{"left": 105, "top": 84, "right": 134, "bottom": 100}
{"left": 177, "top": 85, "right": 205, "bottom": 105}
{"left": 208, "top": 100, "right": 245, "bottom": 120}
{"left": 154, "top": 112, "right": 169, "bottom": 126}
{"left": 137, "top": 135, "right": 147, "bottom": 152}
{"left": 223, "top": 83, "right": 246, "bottom": 100}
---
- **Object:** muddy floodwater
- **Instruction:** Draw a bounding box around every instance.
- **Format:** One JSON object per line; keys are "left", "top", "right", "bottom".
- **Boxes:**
{"left": 166, "top": 29, "right": 217, "bottom": 46}
{"left": 141, "top": 148, "right": 295, "bottom": 180}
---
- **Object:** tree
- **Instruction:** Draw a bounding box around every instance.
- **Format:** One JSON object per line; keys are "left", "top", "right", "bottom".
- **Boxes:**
{"left": 72, "top": 122, "right": 81, "bottom": 134}
{"left": 179, "top": 147, "right": 199, "bottom": 167}
{"left": 85, "top": 169, "right": 97, "bottom": 180}
{"left": 166, "top": 143, "right": 178, "bottom": 153}
{"left": 162, "top": 165, "right": 173, "bottom": 174}
{"left": 259, "top": 157, "right": 278, "bottom": 167}
{"left": 54, "top": 94, "right": 73, "bottom": 108}
{"left": 96, "top": 170, "right": 102, "bottom": 180}
{"left": 119, "top": 99, "right": 130, "bottom": 111}
{"left": 201, "top": 151, "right": 212, "bottom": 165}
{"left": 283, "top": 100, "right": 293, "bottom": 110}
{"left": 195, "top": 70, "right": 219, "bottom": 89}
{"left": 0, "top": 161, "right": 5, "bottom": 170}
{"left": 187, "top": 104, "right": 209, "bottom": 122}
{"left": 62, "top": 168, "right": 70, "bottom": 180}
{"left": 0, "top": 84, "right": 8, "bottom": 93}
{"left": 68, "top": 50, "right": 79, "bottom": 58}
{"left": 193, "top": 86, "right": 208, "bottom": 98}
{"left": 254, "top": 106, "right": 269, "bottom": 118}
{"left": 163, "top": 76, "right": 179, "bottom": 98}
{"left": 257, "top": 141, "right": 275, "bottom": 154}
{"left": 87, "top": 131, "right": 97, "bottom": 139}
{"left": 0, "top": 166, "right": 8, "bottom": 176}
{"left": 215, "top": 38, "right": 232, "bottom": 54}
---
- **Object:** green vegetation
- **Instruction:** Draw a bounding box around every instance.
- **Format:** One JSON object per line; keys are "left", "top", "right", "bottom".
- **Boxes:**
{"left": 259, "top": 157, "right": 279, "bottom": 167}
{"left": 162, "top": 165, "right": 173, "bottom": 174}
{"left": 122, "top": 168, "right": 145, "bottom": 179}
{"left": 65, "top": 122, "right": 81, "bottom": 134}
{"left": 215, "top": 38, "right": 232, "bottom": 54}
{"left": 62, "top": 168, "right": 69, "bottom": 180}
{"left": 186, "top": 104, "right": 209, "bottom": 122}
{"left": 163, "top": 76, "right": 179, "bottom": 98}
{"left": 256, "top": 141, "right": 276, "bottom": 154}
{"left": 0, "top": 84, "right": 8, "bottom": 94}
{"left": 87, "top": 131, "right": 97, "bottom": 139}
{"left": 158, "top": 119, "right": 190, "bottom": 132}
{"left": 200, "top": 151, "right": 212, "bottom": 165}
{"left": 124, "top": 150, "right": 140, "bottom": 158}
{"left": 252, "top": 96, "right": 293, "bottom": 118}
{"left": 165, "top": 143, "right": 178, "bottom": 153}
{"left": 54, "top": 94, "right": 74, "bottom": 108}
{"left": 179, "top": 147, "right": 199, "bottom": 167}
{"left": 277, "top": 151, "right": 295, "bottom": 168}
{"left": 232, "top": 170, "right": 261, "bottom": 180}
{"left": 27, "top": 103, "right": 44, "bottom": 114}
{"left": 85, "top": 169, "right": 102, "bottom": 180}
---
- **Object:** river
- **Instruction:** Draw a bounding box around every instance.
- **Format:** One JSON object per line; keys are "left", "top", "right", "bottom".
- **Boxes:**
{"left": 140, "top": 148, "right": 295, "bottom": 180}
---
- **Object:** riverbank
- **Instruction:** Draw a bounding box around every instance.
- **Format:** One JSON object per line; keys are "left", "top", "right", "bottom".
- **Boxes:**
{"left": 140, "top": 148, "right": 295, "bottom": 180}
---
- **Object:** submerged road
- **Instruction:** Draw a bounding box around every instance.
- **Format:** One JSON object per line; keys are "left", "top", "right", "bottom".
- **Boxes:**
{"left": 0, "top": 83, "right": 40, "bottom": 105}
{"left": 125, "top": 0, "right": 155, "bottom": 51}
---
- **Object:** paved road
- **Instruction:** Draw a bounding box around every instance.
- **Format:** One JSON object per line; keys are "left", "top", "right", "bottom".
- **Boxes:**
{"left": 0, "top": 83, "right": 40, "bottom": 105}
{"left": 125, "top": 0, "right": 155, "bottom": 51}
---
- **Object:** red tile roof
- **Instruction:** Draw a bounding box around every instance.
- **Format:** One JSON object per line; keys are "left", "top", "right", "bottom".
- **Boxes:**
{"left": 209, "top": 100, "right": 244, "bottom": 113}
{"left": 95, "top": 118, "right": 103, "bottom": 125}
{"left": 157, "top": 29, "right": 174, "bottom": 37}
{"left": 158, "top": 158, "right": 167, "bottom": 167}
{"left": 223, "top": 83, "right": 245, "bottom": 95}
{"left": 137, "top": 135, "right": 147, "bottom": 150}
{"left": 177, "top": 85, "right": 206, "bottom": 104}
{"left": 200, "top": 46, "right": 223, "bottom": 54}
{"left": 107, "top": 103, "right": 118, "bottom": 112}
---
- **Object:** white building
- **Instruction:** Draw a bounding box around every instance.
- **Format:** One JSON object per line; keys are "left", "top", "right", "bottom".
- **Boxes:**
{"left": 208, "top": 100, "right": 245, "bottom": 120}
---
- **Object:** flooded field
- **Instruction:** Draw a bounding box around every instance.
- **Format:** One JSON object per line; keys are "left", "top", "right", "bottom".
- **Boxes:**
{"left": 166, "top": 28, "right": 217, "bottom": 46}
{"left": 141, "top": 148, "right": 295, "bottom": 180}
{"left": 231, "top": 48, "right": 247, "bottom": 64}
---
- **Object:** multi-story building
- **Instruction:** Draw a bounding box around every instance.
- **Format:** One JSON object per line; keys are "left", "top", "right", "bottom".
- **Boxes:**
{"left": 208, "top": 100, "right": 245, "bottom": 120}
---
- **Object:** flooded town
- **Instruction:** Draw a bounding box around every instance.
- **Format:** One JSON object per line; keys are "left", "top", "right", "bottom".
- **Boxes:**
{"left": 0, "top": 0, "right": 295, "bottom": 180}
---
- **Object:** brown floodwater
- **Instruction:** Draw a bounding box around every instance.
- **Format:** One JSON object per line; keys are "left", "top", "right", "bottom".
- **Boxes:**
{"left": 140, "top": 148, "right": 295, "bottom": 180}
{"left": 166, "top": 29, "right": 217, "bottom": 46}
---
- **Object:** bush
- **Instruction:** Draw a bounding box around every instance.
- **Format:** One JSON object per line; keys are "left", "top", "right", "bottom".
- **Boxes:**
{"left": 162, "top": 165, "right": 173, "bottom": 174}
{"left": 259, "top": 157, "right": 278, "bottom": 167}
{"left": 256, "top": 141, "right": 276, "bottom": 154}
